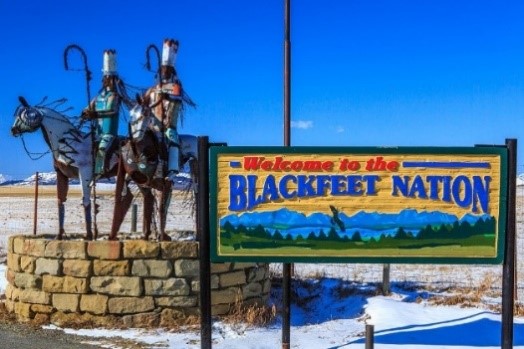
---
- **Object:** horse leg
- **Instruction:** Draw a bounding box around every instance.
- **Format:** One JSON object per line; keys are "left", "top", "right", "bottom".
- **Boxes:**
{"left": 158, "top": 181, "right": 172, "bottom": 241}
{"left": 109, "top": 158, "right": 134, "bottom": 240}
{"left": 78, "top": 166, "right": 94, "bottom": 241}
{"left": 141, "top": 188, "right": 154, "bottom": 240}
{"left": 56, "top": 171, "right": 69, "bottom": 240}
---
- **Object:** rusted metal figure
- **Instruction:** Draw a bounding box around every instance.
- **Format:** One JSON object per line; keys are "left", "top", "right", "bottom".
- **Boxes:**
{"left": 109, "top": 97, "right": 199, "bottom": 241}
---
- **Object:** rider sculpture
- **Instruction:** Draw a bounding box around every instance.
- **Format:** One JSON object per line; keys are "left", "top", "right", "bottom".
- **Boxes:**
{"left": 82, "top": 49, "right": 129, "bottom": 178}
{"left": 142, "top": 39, "right": 185, "bottom": 183}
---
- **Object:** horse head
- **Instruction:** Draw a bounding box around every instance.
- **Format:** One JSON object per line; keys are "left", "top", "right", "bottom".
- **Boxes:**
{"left": 11, "top": 96, "right": 44, "bottom": 136}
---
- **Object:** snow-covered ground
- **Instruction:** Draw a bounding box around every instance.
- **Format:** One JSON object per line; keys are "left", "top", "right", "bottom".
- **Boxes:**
{"left": 1, "top": 262, "right": 523, "bottom": 349}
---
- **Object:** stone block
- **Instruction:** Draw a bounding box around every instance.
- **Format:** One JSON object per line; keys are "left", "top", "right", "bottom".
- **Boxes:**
{"left": 247, "top": 266, "right": 268, "bottom": 283}
{"left": 211, "top": 287, "right": 241, "bottom": 305}
{"left": 80, "top": 294, "right": 109, "bottom": 315}
{"left": 242, "top": 282, "right": 263, "bottom": 299}
{"left": 191, "top": 274, "right": 219, "bottom": 292}
{"left": 23, "top": 239, "right": 46, "bottom": 257}
{"left": 5, "top": 284, "right": 13, "bottom": 300}
{"left": 5, "top": 300, "right": 14, "bottom": 313}
{"left": 45, "top": 240, "right": 86, "bottom": 259}
{"left": 62, "top": 276, "right": 89, "bottom": 293}
{"left": 42, "top": 275, "right": 87, "bottom": 294}
{"left": 93, "top": 260, "right": 129, "bottom": 276}
{"left": 5, "top": 284, "right": 18, "bottom": 301}
{"left": 13, "top": 236, "right": 25, "bottom": 254}
{"left": 123, "top": 240, "right": 159, "bottom": 258}
{"left": 53, "top": 293, "right": 80, "bottom": 312}
{"left": 262, "top": 279, "right": 271, "bottom": 293}
{"left": 108, "top": 297, "right": 154, "bottom": 314}
{"left": 144, "top": 278, "right": 189, "bottom": 296}
{"left": 160, "top": 241, "right": 198, "bottom": 259}
{"left": 174, "top": 259, "right": 199, "bottom": 277}
{"left": 132, "top": 260, "right": 173, "bottom": 278}
{"left": 35, "top": 258, "right": 61, "bottom": 275}
{"left": 87, "top": 241, "right": 121, "bottom": 260}
{"left": 14, "top": 272, "right": 41, "bottom": 289}
{"left": 32, "top": 313, "right": 50, "bottom": 325}
{"left": 8, "top": 235, "right": 15, "bottom": 253}
{"left": 20, "top": 256, "right": 36, "bottom": 273}
{"left": 211, "top": 304, "right": 231, "bottom": 316}
{"left": 7, "top": 253, "right": 20, "bottom": 272}
{"left": 19, "top": 289, "right": 50, "bottom": 304}
{"left": 63, "top": 259, "right": 92, "bottom": 277}
{"left": 15, "top": 302, "right": 33, "bottom": 319}
{"left": 232, "top": 262, "right": 257, "bottom": 270}
{"left": 210, "top": 263, "right": 231, "bottom": 273}
{"left": 6, "top": 269, "right": 15, "bottom": 285}
{"left": 31, "top": 304, "right": 54, "bottom": 314}
{"left": 90, "top": 276, "right": 142, "bottom": 296}
{"left": 219, "top": 271, "right": 246, "bottom": 288}
{"left": 155, "top": 296, "right": 197, "bottom": 308}
{"left": 42, "top": 275, "right": 64, "bottom": 292}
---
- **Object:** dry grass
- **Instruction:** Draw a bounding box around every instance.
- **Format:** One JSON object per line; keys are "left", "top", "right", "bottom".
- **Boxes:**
{"left": 428, "top": 272, "right": 501, "bottom": 310}
{"left": 223, "top": 291, "right": 277, "bottom": 327}
{"left": 225, "top": 303, "right": 277, "bottom": 327}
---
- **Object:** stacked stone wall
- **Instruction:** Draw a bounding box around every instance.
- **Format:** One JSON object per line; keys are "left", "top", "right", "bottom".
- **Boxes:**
{"left": 5, "top": 235, "right": 270, "bottom": 327}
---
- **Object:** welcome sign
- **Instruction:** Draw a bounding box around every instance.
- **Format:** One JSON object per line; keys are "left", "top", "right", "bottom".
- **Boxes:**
{"left": 210, "top": 146, "right": 508, "bottom": 264}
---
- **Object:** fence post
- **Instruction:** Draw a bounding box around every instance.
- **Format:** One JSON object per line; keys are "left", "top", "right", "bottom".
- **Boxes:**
{"left": 365, "top": 324, "right": 374, "bottom": 349}
{"left": 382, "top": 264, "right": 390, "bottom": 295}
{"left": 33, "top": 172, "right": 39, "bottom": 235}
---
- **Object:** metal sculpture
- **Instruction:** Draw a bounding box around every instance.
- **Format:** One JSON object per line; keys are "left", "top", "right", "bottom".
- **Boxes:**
{"left": 11, "top": 96, "right": 198, "bottom": 241}
{"left": 10, "top": 96, "right": 115, "bottom": 240}
{"left": 108, "top": 99, "right": 199, "bottom": 241}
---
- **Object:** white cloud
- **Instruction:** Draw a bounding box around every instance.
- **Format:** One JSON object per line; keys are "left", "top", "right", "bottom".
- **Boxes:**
{"left": 336, "top": 126, "right": 345, "bottom": 133}
{"left": 291, "top": 120, "right": 313, "bottom": 129}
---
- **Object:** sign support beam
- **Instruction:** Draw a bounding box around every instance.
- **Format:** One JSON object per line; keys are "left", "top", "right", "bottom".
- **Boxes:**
{"left": 282, "top": 0, "right": 292, "bottom": 348}
{"left": 198, "top": 136, "right": 212, "bottom": 349}
{"left": 501, "top": 138, "right": 516, "bottom": 349}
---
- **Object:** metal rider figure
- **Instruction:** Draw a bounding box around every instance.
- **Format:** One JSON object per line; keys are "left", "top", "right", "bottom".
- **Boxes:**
{"left": 82, "top": 49, "right": 122, "bottom": 179}
{"left": 143, "top": 39, "right": 184, "bottom": 183}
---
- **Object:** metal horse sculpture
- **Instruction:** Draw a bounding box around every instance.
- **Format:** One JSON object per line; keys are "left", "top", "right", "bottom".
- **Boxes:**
{"left": 10, "top": 96, "right": 115, "bottom": 240}
{"left": 108, "top": 101, "right": 198, "bottom": 241}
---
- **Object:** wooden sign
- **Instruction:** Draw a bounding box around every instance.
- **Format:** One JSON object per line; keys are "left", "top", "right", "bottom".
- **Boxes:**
{"left": 210, "top": 146, "right": 508, "bottom": 263}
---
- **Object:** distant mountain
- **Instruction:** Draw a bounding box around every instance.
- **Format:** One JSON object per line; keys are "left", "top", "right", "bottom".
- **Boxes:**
{"left": 0, "top": 171, "right": 191, "bottom": 191}
{"left": 518, "top": 174, "right": 524, "bottom": 186}
{"left": 0, "top": 174, "right": 12, "bottom": 185}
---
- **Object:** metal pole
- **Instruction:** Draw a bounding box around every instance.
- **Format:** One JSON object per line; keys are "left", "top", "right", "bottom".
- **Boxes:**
{"left": 282, "top": 0, "right": 292, "bottom": 348}
{"left": 284, "top": 0, "right": 291, "bottom": 146}
{"left": 198, "top": 136, "right": 212, "bottom": 349}
{"left": 33, "top": 172, "right": 39, "bottom": 235}
{"left": 502, "top": 138, "right": 516, "bottom": 349}
{"left": 131, "top": 204, "right": 137, "bottom": 233}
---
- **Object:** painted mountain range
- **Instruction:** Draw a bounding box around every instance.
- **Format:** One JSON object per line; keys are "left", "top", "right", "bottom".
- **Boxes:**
{"left": 220, "top": 208, "right": 493, "bottom": 239}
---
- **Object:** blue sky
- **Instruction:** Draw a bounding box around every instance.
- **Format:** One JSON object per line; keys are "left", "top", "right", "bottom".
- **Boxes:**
{"left": 1, "top": 1, "right": 524, "bottom": 178}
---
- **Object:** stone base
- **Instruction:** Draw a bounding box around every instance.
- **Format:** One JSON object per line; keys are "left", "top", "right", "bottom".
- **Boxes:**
{"left": 5, "top": 235, "right": 271, "bottom": 327}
